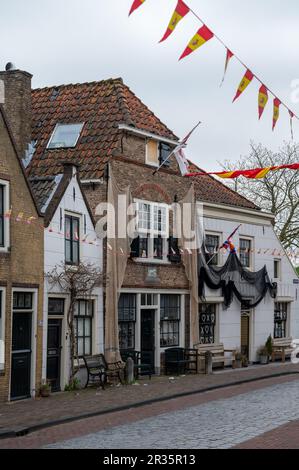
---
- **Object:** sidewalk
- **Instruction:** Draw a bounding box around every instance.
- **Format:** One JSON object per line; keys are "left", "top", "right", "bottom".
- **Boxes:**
{"left": 0, "top": 362, "right": 298, "bottom": 438}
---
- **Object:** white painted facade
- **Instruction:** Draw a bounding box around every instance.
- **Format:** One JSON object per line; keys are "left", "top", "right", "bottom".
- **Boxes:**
{"left": 42, "top": 168, "right": 103, "bottom": 390}
{"left": 201, "top": 202, "right": 299, "bottom": 363}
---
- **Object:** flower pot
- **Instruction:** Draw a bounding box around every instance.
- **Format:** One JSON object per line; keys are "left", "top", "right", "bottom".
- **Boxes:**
{"left": 40, "top": 388, "right": 51, "bottom": 397}
{"left": 259, "top": 355, "right": 269, "bottom": 365}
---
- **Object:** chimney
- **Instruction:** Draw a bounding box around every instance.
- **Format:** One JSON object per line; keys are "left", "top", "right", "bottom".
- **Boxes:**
{"left": 0, "top": 63, "right": 32, "bottom": 158}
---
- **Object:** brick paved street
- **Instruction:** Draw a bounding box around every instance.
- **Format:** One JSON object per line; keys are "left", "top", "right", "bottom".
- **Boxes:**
{"left": 0, "top": 362, "right": 297, "bottom": 438}
{"left": 0, "top": 369, "right": 299, "bottom": 449}
{"left": 44, "top": 379, "right": 299, "bottom": 449}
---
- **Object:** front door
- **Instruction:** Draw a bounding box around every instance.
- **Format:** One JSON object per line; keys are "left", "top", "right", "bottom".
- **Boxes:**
{"left": 11, "top": 313, "right": 32, "bottom": 400}
{"left": 241, "top": 314, "right": 250, "bottom": 360}
{"left": 47, "top": 320, "right": 62, "bottom": 392}
{"left": 141, "top": 309, "right": 155, "bottom": 373}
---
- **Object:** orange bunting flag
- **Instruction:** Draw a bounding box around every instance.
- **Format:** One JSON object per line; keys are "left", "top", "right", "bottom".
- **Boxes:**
{"left": 258, "top": 85, "right": 268, "bottom": 119}
{"left": 220, "top": 49, "right": 234, "bottom": 86}
{"left": 233, "top": 69, "right": 254, "bottom": 102}
{"left": 289, "top": 110, "right": 294, "bottom": 140}
{"left": 179, "top": 25, "right": 214, "bottom": 60}
{"left": 272, "top": 98, "right": 281, "bottom": 131}
{"left": 160, "top": 0, "right": 190, "bottom": 43}
{"left": 129, "top": 0, "right": 146, "bottom": 16}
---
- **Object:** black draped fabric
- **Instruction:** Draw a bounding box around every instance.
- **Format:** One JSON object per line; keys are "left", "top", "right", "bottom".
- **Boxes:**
{"left": 198, "top": 250, "right": 277, "bottom": 308}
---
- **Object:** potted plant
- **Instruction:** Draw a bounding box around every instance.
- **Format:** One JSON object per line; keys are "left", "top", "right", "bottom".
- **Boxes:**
{"left": 241, "top": 355, "right": 249, "bottom": 368}
{"left": 258, "top": 346, "right": 269, "bottom": 365}
{"left": 234, "top": 351, "right": 243, "bottom": 368}
{"left": 39, "top": 380, "right": 51, "bottom": 397}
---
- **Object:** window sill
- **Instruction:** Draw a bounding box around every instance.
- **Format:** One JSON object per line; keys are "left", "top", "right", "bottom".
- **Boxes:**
{"left": 133, "top": 258, "right": 172, "bottom": 266}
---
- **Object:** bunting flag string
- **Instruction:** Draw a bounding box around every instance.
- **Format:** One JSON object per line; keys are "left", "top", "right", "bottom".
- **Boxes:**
{"left": 129, "top": 0, "right": 299, "bottom": 133}
{"left": 186, "top": 163, "right": 299, "bottom": 179}
{"left": 4, "top": 208, "right": 299, "bottom": 260}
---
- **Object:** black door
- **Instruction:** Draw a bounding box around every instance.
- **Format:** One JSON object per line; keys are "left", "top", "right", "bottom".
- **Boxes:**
{"left": 141, "top": 310, "right": 155, "bottom": 373}
{"left": 47, "top": 320, "right": 62, "bottom": 392}
{"left": 11, "top": 313, "right": 32, "bottom": 400}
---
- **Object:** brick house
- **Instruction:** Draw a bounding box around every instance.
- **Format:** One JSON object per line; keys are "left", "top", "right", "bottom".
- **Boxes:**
{"left": 0, "top": 68, "right": 44, "bottom": 401}
{"left": 2, "top": 66, "right": 296, "bottom": 378}
{"left": 24, "top": 73, "right": 299, "bottom": 375}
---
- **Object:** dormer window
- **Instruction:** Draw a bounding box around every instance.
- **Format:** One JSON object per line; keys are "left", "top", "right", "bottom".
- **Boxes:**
{"left": 47, "top": 123, "right": 84, "bottom": 149}
{"left": 146, "top": 139, "right": 173, "bottom": 168}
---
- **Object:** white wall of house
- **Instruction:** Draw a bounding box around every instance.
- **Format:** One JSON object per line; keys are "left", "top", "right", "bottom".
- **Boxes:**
{"left": 42, "top": 172, "right": 103, "bottom": 390}
{"left": 201, "top": 203, "right": 299, "bottom": 363}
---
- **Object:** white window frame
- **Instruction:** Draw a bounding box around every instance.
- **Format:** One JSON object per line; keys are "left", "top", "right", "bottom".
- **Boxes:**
{"left": 239, "top": 236, "right": 254, "bottom": 270}
{"left": 47, "top": 123, "right": 84, "bottom": 149}
{"left": 0, "top": 287, "right": 5, "bottom": 371}
{"left": 135, "top": 199, "right": 170, "bottom": 263}
{"left": 145, "top": 139, "right": 159, "bottom": 167}
{"left": 204, "top": 231, "right": 223, "bottom": 266}
{"left": 0, "top": 179, "right": 10, "bottom": 253}
{"left": 198, "top": 301, "right": 220, "bottom": 345}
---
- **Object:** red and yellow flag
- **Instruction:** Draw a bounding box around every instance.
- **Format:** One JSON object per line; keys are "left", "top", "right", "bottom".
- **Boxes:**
{"left": 233, "top": 69, "right": 254, "bottom": 102}
{"left": 220, "top": 49, "right": 234, "bottom": 86}
{"left": 129, "top": 0, "right": 146, "bottom": 16}
{"left": 272, "top": 98, "right": 281, "bottom": 131}
{"left": 258, "top": 85, "right": 268, "bottom": 120}
{"left": 179, "top": 25, "right": 214, "bottom": 60}
{"left": 160, "top": 0, "right": 190, "bottom": 43}
{"left": 186, "top": 163, "right": 299, "bottom": 179}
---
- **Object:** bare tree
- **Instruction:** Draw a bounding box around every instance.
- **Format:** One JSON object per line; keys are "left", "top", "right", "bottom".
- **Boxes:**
{"left": 46, "top": 262, "right": 103, "bottom": 385}
{"left": 219, "top": 141, "right": 299, "bottom": 249}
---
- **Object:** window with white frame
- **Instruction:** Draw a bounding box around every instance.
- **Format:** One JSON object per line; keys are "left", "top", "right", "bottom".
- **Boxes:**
{"left": 160, "top": 295, "right": 181, "bottom": 348}
{"left": 47, "top": 123, "right": 84, "bottom": 149}
{"left": 74, "top": 300, "right": 94, "bottom": 357}
{"left": 0, "top": 180, "right": 9, "bottom": 250}
{"left": 0, "top": 289, "right": 5, "bottom": 370}
{"left": 134, "top": 200, "right": 169, "bottom": 262}
{"left": 239, "top": 238, "right": 252, "bottom": 268}
{"left": 199, "top": 303, "right": 217, "bottom": 344}
{"left": 205, "top": 234, "right": 220, "bottom": 266}
{"left": 274, "top": 302, "right": 289, "bottom": 339}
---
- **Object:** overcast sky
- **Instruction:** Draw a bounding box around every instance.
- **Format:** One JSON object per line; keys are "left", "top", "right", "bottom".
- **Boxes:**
{"left": 0, "top": 0, "right": 298, "bottom": 170}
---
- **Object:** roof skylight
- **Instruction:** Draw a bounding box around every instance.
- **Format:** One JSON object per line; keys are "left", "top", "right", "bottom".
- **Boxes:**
{"left": 47, "top": 123, "right": 84, "bottom": 149}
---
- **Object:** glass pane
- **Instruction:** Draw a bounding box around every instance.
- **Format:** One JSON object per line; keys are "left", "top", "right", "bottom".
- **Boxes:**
{"left": 85, "top": 319, "right": 91, "bottom": 336}
{"left": 84, "top": 338, "right": 91, "bottom": 356}
{"left": 77, "top": 338, "right": 84, "bottom": 357}
{"left": 65, "top": 217, "right": 71, "bottom": 240}
{"left": 48, "top": 123, "right": 84, "bottom": 149}
{"left": 65, "top": 240, "right": 71, "bottom": 263}
{"left": 77, "top": 318, "right": 84, "bottom": 337}
{"left": 48, "top": 298, "right": 64, "bottom": 315}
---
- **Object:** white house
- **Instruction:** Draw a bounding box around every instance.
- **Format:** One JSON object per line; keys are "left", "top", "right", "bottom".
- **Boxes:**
{"left": 200, "top": 200, "right": 299, "bottom": 363}
{"left": 30, "top": 163, "right": 103, "bottom": 391}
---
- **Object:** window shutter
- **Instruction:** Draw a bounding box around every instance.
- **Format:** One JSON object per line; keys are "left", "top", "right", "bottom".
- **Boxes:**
{"left": 168, "top": 237, "right": 181, "bottom": 263}
{"left": 130, "top": 236, "right": 140, "bottom": 258}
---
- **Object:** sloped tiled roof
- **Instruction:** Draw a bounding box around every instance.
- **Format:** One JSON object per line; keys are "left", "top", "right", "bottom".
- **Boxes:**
{"left": 28, "top": 77, "right": 258, "bottom": 211}
{"left": 29, "top": 175, "right": 62, "bottom": 213}
{"left": 28, "top": 78, "right": 177, "bottom": 180}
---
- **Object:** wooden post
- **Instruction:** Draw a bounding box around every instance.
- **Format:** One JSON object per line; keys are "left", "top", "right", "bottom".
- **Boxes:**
{"left": 126, "top": 357, "right": 135, "bottom": 384}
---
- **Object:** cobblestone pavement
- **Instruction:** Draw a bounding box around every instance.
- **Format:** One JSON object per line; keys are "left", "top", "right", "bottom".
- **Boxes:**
{"left": 0, "top": 362, "right": 297, "bottom": 435}
{"left": 46, "top": 379, "right": 299, "bottom": 449}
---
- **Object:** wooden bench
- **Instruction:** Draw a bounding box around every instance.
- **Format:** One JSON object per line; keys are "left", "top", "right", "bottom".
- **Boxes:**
{"left": 120, "top": 350, "right": 153, "bottom": 380}
{"left": 83, "top": 354, "right": 124, "bottom": 390}
{"left": 272, "top": 337, "right": 293, "bottom": 363}
{"left": 164, "top": 347, "right": 198, "bottom": 375}
{"left": 194, "top": 343, "right": 237, "bottom": 370}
